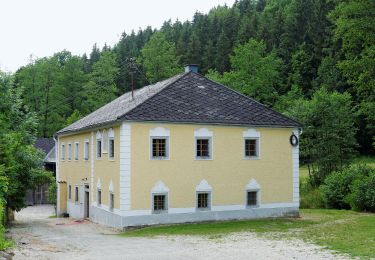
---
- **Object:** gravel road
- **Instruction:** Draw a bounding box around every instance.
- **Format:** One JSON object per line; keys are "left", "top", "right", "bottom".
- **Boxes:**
{"left": 8, "top": 205, "right": 350, "bottom": 260}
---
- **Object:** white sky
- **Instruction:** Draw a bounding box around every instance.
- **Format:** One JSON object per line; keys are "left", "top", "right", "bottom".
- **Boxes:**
{"left": 0, "top": 0, "right": 235, "bottom": 72}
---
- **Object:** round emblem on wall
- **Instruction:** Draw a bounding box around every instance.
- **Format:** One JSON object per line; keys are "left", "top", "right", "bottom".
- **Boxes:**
{"left": 290, "top": 134, "right": 299, "bottom": 147}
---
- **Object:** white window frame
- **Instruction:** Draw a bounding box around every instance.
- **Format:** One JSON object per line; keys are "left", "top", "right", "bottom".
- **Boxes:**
{"left": 74, "top": 185, "right": 79, "bottom": 204}
{"left": 152, "top": 193, "right": 168, "bottom": 214}
{"left": 68, "top": 184, "right": 71, "bottom": 200}
{"left": 150, "top": 137, "right": 169, "bottom": 160}
{"left": 195, "top": 137, "right": 212, "bottom": 160}
{"left": 245, "top": 179, "right": 261, "bottom": 208}
{"left": 108, "top": 128, "right": 115, "bottom": 160}
{"left": 151, "top": 181, "right": 169, "bottom": 214}
{"left": 74, "top": 142, "right": 79, "bottom": 161}
{"left": 196, "top": 191, "right": 211, "bottom": 211}
{"left": 96, "top": 131, "right": 102, "bottom": 160}
{"left": 244, "top": 137, "right": 260, "bottom": 159}
{"left": 102, "top": 129, "right": 108, "bottom": 153}
{"left": 84, "top": 140, "right": 89, "bottom": 161}
{"left": 61, "top": 143, "right": 65, "bottom": 160}
{"left": 109, "top": 192, "right": 114, "bottom": 211}
{"left": 149, "top": 127, "right": 170, "bottom": 160}
{"left": 243, "top": 129, "right": 261, "bottom": 160}
{"left": 67, "top": 143, "right": 72, "bottom": 161}
{"left": 194, "top": 128, "right": 213, "bottom": 160}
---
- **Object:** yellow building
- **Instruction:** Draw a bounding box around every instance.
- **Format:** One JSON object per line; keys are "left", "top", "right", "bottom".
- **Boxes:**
{"left": 56, "top": 65, "right": 301, "bottom": 227}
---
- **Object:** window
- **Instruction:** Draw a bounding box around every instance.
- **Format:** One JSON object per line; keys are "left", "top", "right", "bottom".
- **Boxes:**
{"left": 197, "top": 192, "right": 211, "bottom": 210}
{"left": 196, "top": 138, "right": 211, "bottom": 159}
{"left": 152, "top": 194, "right": 167, "bottom": 213}
{"left": 61, "top": 144, "right": 65, "bottom": 160}
{"left": 109, "top": 138, "right": 114, "bottom": 159}
{"left": 245, "top": 138, "right": 258, "bottom": 158}
{"left": 74, "top": 142, "right": 79, "bottom": 160}
{"left": 84, "top": 141, "right": 89, "bottom": 160}
{"left": 109, "top": 193, "right": 114, "bottom": 211}
{"left": 97, "top": 139, "right": 102, "bottom": 159}
{"left": 68, "top": 185, "right": 71, "bottom": 200}
{"left": 247, "top": 191, "right": 258, "bottom": 207}
{"left": 75, "top": 186, "right": 79, "bottom": 203}
{"left": 97, "top": 189, "right": 101, "bottom": 206}
{"left": 151, "top": 138, "right": 168, "bottom": 159}
{"left": 102, "top": 130, "right": 108, "bottom": 153}
{"left": 68, "top": 143, "right": 72, "bottom": 160}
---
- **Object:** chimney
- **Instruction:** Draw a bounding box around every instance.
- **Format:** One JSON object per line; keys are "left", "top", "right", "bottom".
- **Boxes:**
{"left": 184, "top": 64, "right": 199, "bottom": 73}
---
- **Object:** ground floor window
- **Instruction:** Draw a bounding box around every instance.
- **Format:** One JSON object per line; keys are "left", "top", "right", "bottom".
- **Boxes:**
{"left": 152, "top": 194, "right": 167, "bottom": 213}
{"left": 196, "top": 192, "right": 211, "bottom": 210}
{"left": 68, "top": 185, "right": 71, "bottom": 200}
{"left": 109, "top": 193, "right": 114, "bottom": 211}
{"left": 97, "top": 189, "right": 101, "bottom": 206}
{"left": 75, "top": 186, "right": 79, "bottom": 203}
{"left": 247, "top": 191, "right": 258, "bottom": 207}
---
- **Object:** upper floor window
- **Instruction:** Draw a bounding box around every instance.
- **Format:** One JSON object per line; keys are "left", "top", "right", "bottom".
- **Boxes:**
{"left": 74, "top": 142, "right": 79, "bottom": 160}
{"left": 244, "top": 138, "right": 259, "bottom": 158}
{"left": 108, "top": 128, "right": 115, "bottom": 160}
{"left": 194, "top": 128, "right": 213, "bottom": 160}
{"left": 96, "top": 131, "right": 102, "bottom": 159}
{"left": 61, "top": 144, "right": 65, "bottom": 160}
{"left": 84, "top": 141, "right": 89, "bottom": 160}
{"left": 102, "top": 129, "right": 108, "bottom": 153}
{"left": 109, "top": 138, "right": 115, "bottom": 159}
{"left": 67, "top": 143, "right": 72, "bottom": 160}
{"left": 196, "top": 138, "right": 211, "bottom": 159}
{"left": 151, "top": 138, "right": 168, "bottom": 159}
{"left": 149, "top": 127, "right": 170, "bottom": 160}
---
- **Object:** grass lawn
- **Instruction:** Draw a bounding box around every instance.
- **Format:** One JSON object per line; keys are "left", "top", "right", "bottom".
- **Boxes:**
{"left": 121, "top": 209, "right": 375, "bottom": 258}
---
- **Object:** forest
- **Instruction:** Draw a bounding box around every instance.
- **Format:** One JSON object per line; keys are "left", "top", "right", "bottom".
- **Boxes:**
{"left": 0, "top": 0, "right": 374, "bottom": 214}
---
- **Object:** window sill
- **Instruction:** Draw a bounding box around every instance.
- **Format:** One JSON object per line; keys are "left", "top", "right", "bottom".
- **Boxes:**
{"left": 194, "top": 158, "right": 213, "bottom": 161}
{"left": 196, "top": 208, "right": 211, "bottom": 212}
{"left": 150, "top": 157, "right": 169, "bottom": 161}
{"left": 152, "top": 210, "right": 168, "bottom": 214}
{"left": 108, "top": 158, "right": 115, "bottom": 162}
{"left": 246, "top": 205, "right": 260, "bottom": 209}
{"left": 243, "top": 157, "right": 260, "bottom": 160}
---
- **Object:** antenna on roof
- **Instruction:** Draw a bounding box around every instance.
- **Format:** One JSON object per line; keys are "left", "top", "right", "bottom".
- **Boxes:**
{"left": 126, "top": 58, "right": 137, "bottom": 100}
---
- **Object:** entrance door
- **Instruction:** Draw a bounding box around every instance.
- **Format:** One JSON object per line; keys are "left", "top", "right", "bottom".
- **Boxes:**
{"left": 84, "top": 190, "right": 90, "bottom": 218}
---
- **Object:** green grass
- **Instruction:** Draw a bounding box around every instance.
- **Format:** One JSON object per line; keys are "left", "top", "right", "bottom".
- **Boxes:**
{"left": 353, "top": 155, "right": 375, "bottom": 168}
{"left": 121, "top": 209, "right": 375, "bottom": 258}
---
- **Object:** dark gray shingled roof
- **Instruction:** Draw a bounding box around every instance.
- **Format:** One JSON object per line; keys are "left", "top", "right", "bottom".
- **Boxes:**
{"left": 35, "top": 138, "right": 55, "bottom": 154}
{"left": 57, "top": 72, "right": 300, "bottom": 135}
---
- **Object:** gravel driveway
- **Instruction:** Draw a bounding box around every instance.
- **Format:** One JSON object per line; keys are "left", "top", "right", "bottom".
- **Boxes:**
{"left": 8, "top": 205, "right": 350, "bottom": 260}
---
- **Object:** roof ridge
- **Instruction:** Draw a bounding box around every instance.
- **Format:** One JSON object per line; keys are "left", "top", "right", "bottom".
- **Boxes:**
{"left": 202, "top": 74, "right": 302, "bottom": 127}
{"left": 118, "top": 72, "right": 190, "bottom": 120}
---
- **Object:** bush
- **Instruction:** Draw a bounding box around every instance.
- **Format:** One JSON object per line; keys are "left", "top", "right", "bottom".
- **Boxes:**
{"left": 347, "top": 172, "right": 375, "bottom": 212}
{"left": 47, "top": 181, "right": 57, "bottom": 216}
{"left": 321, "top": 164, "right": 374, "bottom": 209}
{"left": 300, "top": 179, "right": 324, "bottom": 209}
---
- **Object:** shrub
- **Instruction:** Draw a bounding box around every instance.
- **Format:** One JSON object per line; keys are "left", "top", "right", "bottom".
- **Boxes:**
{"left": 347, "top": 172, "right": 375, "bottom": 212}
{"left": 47, "top": 181, "right": 57, "bottom": 216}
{"left": 321, "top": 164, "right": 372, "bottom": 209}
{"left": 300, "top": 179, "right": 324, "bottom": 209}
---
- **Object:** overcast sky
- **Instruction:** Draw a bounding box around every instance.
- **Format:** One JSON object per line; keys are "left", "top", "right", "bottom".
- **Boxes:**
{"left": 0, "top": 0, "right": 235, "bottom": 72}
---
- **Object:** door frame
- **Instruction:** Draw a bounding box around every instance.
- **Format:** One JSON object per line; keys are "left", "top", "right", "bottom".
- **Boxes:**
{"left": 84, "top": 184, "right": 90, "bottom": 218}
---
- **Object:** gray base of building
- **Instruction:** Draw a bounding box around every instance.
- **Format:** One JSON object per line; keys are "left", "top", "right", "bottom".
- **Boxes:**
{"left": 90, "top": 206, "right": 299, "bottom": 228}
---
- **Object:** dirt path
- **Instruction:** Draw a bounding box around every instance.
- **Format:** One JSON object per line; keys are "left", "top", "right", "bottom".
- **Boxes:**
{"left": 8, "top": 205, "right": 350, "bottom": 260}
